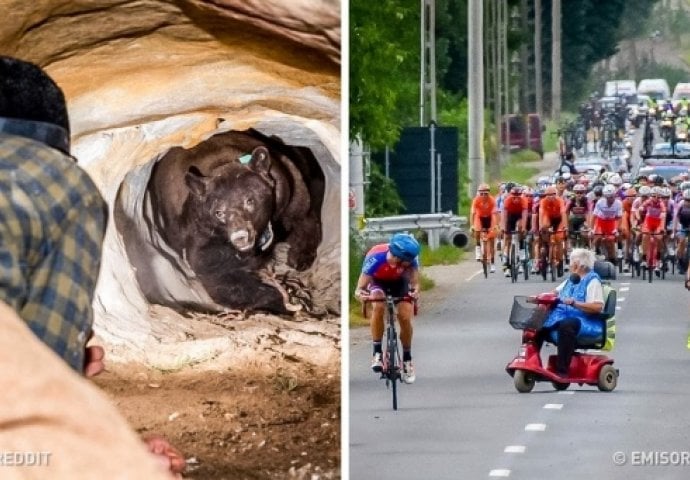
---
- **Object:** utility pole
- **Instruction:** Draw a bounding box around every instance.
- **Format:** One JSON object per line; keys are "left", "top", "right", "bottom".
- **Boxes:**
{"left": 468, "top": 0, "right": 485, "bottom": 196}
{"left": 420, "top": 0, "right": 437, "bottom": 125}
{"left": 350, "top": 137, "right": 366, "bottom": 229}
{"left": 535, "top": 0, "right": 543, "bottom": 119}
{"left": 501, "top": 0, "right": 510, "bottom": 162}
{"left": 421, "top": 0, "right": 439, "bottom": 212}
{"left": 519, "top": 0, "right": 529, "bottom": 113}
{"left": 551, "top": 0, "right": 562, "bottom": 121}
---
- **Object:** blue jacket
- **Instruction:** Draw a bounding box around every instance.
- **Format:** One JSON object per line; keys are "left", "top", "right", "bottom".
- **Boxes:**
{"left": 543, "top": 270, "right": 604, "bottom": 343}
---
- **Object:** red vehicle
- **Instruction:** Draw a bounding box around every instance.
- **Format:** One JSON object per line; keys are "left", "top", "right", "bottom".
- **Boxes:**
{"left": 501, "top": 113, "right": 544, "bottom": 158}
{"left": 505, "top": 274, "right": 619, "bottom": 392}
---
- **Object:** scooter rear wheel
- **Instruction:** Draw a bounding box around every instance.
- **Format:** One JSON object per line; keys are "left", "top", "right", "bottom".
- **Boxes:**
{"left": 597, "top": 364, "right": 618, "bottom": 392}
{"left": 552, "top": 381, "right": 570, "bottom": 391}
{"left": 514, "top": 370, "right": 536, "bottom": 393}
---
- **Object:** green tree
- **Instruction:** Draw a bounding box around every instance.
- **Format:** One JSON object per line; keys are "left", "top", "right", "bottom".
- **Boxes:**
{"left": 350, "top": 1, "right": 419, "bottom": 149}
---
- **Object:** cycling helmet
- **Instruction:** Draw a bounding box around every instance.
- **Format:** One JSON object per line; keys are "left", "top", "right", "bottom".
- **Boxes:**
{"left": 573, "top": 184, "right": 586, "bottom": 193}
{"left": 544, "top": 186, "right": 557, "bottom": 196}
{"left": 388, "top": 233, "right": 420, "bottom": 262}
{"left": 609, "top": 174, "right": 622, "bottom": 186}
{"left": 648, "top": 174, "right": 658, "bottom": 183}
{"left": 592, "top": 185, "right": 604, "bottom": 196}
{"left": 625, "top": 188, "right": 637, "bottom": 197}
{"left": 510, "top": 185, "right": 522, "bottom": 194}
{"left": 661, "top": 187, "right": 672, "bottom": 198}
{"left": 621, "top": 182, "right": 632, "bottom": 190}
{"left": 639, "top": 185, "right": 651, "bottom": 196}
{"left": 680, "top": 181, "right": 690, "bottom": 191}
{"left": 603, "top": 184, "right": 616, "bottom": 197}
{"left": 537, "top": 176, "right": 551, "bottom": 187}
{"left": 683, "top": 189, "right": 690, "bottom": 200}
{"left": 478, "top": 183, "right": 490, "bottom": 193}
{"left": 651, "top": 186, "right": 662, "bottom": 196}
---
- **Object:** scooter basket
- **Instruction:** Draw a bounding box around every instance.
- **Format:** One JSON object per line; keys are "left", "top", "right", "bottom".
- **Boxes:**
{"left": 509, "top": 296, "right": 549, "bottom": 330}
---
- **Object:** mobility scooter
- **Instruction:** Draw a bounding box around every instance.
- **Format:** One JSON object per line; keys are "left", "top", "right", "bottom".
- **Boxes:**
{"left": 505, "top": 261, "right": 619, "bottom": 393}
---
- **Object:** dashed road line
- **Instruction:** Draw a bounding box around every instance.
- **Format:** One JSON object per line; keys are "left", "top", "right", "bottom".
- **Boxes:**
{"left": 504, "top": 445, "right": 527, "bottom": 453}
{"left": 489, "top": 469, "right": 511, "bottom": 477}
{"left": 466, "top": 270, "right": 483, "bottom": 282}
{"left": 525, "top": 423, "right": 547, "bottom": 431}
{"left": 543, "top": 403, "right": 563, "bottom": 410}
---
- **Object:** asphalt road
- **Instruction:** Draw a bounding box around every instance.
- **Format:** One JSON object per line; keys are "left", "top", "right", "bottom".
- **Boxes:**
{"left": 349, "top": 126, "right": 690, "bottom": 480}
{"left": 349, "top": 259, "right": 690, "bottom": 480}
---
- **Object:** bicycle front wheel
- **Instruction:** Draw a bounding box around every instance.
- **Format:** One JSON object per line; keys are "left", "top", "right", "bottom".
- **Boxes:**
{"left": 387, "top": 328, "right": 399, "bottom": 410}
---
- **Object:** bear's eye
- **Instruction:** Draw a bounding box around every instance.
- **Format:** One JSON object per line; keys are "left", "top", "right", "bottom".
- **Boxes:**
{"left": 214, "top": 210, "right": 225, "bottom": 221}
{"left": 244, "top": 198, "right": 255, "bottom": 211}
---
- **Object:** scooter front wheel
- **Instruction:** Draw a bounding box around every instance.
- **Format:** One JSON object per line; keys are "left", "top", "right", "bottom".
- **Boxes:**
{"left": 514, "top": 370, "right": 536, "bottom": 393}
{"left": 597, "top": 364, "right": 618, "bottom": 392}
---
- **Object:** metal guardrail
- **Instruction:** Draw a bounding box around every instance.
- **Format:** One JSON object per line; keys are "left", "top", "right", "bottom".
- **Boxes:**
{"left": 360, "top": 213, "right": 469, "bottom": 250}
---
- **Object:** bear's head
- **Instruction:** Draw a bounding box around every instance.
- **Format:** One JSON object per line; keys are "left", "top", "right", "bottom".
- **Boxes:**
{"left": 184, "top": 146, "right": 276, "bottom": 253}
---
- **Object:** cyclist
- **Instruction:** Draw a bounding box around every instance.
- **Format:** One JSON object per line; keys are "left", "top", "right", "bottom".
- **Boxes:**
{"left": 354, "top": 233, "right": 420, "bottom": 384}
{"left": 590, "top": 184, "right": 623, "bottom": 264}
{"left": 621, "top": 187, "right": 638, "bottom": 271}
{"left": 565, "top": 183, "right": 590, "bottom": 251}
{"left": 638, "top": 186, "right": 667, "bottom": 272}
{"left": 673, "top": 188, "right": 690, "bottom": 274}
{"left": 470, "top": 183, "right": 498, "bottom": 272}
{"left": 539, "top": 186, "right": 567, "bottom": 274}
{"left": 501, "top": 184, "right": 528, "bottom": 276}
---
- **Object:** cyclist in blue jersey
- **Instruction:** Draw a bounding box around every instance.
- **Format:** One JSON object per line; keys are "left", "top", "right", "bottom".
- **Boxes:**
{"left": 355, "top": 233, "right": 421, "bottom": 384}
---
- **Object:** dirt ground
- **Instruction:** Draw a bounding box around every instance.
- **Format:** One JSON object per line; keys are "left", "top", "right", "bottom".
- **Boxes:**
{"left": 94, "top": 359, "right": 340, "bottom": 479}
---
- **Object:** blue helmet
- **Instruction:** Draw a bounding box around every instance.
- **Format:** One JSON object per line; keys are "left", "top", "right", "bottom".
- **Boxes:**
{"left": 389, "top": 233, "right": 420, "bottom": 262}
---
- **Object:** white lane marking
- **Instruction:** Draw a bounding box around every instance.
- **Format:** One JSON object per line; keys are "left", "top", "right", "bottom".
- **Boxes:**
{"left": 489, "top": 469, "right": 511, "bottom": 477}
{"left": 617, "top": 297, "right": 625, "bottom": 302}
{"left": 466, "top": 270, "right": 483, "bottom": 281}
{"left": 616, "top": 306, "right": 622, "bottom": 310}
{"left": 620, "top": 287, "right": 630, "bottom": 292}
{"left": 620, "top": 282, "right": 630, "bottom": 286}
{"left": 557, "top": 390, "right": 575, "bottom": 395}
{"left": 543, "top": 403, "right": 563, "bottom": 410}
{"left": 504, "top": 445, "right": 527, "bottom": 453}
{"left": 525, "top": 423, "right": 547, "bottom": 431}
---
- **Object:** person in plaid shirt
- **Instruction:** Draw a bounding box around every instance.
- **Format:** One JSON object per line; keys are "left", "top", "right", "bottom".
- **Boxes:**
{"left": 0, "top": 56, "right": 184, "bottom": 477}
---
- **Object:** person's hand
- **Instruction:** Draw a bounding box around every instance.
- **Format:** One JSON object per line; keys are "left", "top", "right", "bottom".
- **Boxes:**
{"left": 84, "top": 344, "right": 105, "bottom": 377}
{"left": 142, "top": 434, "right": 186, "bottom": 477}
{"left": 407, "top": 288, "right": 419, "bottom": 300}
{"left": 354, "top": 288, "right": 369, "bottom": 302}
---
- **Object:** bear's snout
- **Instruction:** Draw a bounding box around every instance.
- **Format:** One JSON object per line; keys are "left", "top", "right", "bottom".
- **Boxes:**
{"left": 229, "top": 228, "right": 254, "bottom": 251}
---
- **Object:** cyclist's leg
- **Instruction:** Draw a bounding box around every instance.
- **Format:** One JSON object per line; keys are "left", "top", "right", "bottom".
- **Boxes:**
{"left": 397, "top": 301, "right": 414, "bottom": 359}
{"left": 367, "top": 285, "right": 387, "bottom": 371}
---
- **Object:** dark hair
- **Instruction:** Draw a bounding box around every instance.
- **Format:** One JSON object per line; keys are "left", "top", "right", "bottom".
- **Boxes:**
{"left": 0, "top": 56, "right": 69, "bottom": 134}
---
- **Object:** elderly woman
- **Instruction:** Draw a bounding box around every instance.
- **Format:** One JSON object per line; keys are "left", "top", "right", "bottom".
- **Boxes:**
{"left": 536, "top": 248, "right": 605, "bottom": 377}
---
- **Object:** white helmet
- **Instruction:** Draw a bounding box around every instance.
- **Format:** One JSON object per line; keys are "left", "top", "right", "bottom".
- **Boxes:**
{"left": 651, "top": 186, "right": 663, "bottom": 196}
{"left": 682, "top": 189, "right": 690, "bottom": 200}
{"left": 680, "top": 181, "right": 690, "bottom": 191}
{"left": 603, "top": 184, "right": 616, "bottom": 197}
{"left": 639, "top": 185, "right": 652, "bottom": 196}
{"left": 661, "top": 187, "right": 672, "bottom": 198}
{"left": 609, "top": 174, "right": 623, "bottom": 186}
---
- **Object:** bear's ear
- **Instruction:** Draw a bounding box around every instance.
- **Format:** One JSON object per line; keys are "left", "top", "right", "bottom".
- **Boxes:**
{"left": 185, "top": 166, "right": 210, "bottom": 197}
{"left": 250, "top": 146, "right": 271, "bottom": 174}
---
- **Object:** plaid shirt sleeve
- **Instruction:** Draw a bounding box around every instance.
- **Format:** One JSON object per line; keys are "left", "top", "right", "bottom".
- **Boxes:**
{"left": 0, "top": 133, "right": 106, "bottom": 372}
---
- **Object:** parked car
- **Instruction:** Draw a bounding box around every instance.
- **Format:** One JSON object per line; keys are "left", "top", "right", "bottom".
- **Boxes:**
{"left": 501, "top": 113, "right": 544, "bottom": 157}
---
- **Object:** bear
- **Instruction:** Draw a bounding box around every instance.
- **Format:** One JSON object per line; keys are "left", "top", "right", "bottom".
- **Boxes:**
{"left": 148, "top": 129, "right": 323, "bottom": 314}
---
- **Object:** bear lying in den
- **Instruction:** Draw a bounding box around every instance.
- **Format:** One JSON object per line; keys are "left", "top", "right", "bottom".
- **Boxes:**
{"left": 149, "top": 129, "right": 324, "bottom": 314}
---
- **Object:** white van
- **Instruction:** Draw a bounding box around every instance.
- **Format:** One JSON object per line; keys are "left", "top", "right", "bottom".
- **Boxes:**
{"left": 672, "top": 82, "right": 690, "bottom": 106}
{"left": 637, "top": 78, "right": 671, "bottom": 101}
{"left": 605, "top": 80, "right": 637, "bottom": 97}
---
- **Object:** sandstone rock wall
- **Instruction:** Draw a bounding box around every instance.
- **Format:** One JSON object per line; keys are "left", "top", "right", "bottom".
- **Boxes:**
{"left": 0, "top": 0, "right": 341, "bottom": 368}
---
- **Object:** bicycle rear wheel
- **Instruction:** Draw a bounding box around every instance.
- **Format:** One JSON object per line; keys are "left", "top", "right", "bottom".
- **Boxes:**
{"left": 510, "top": 243, "right": 518, "bottom": 283}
